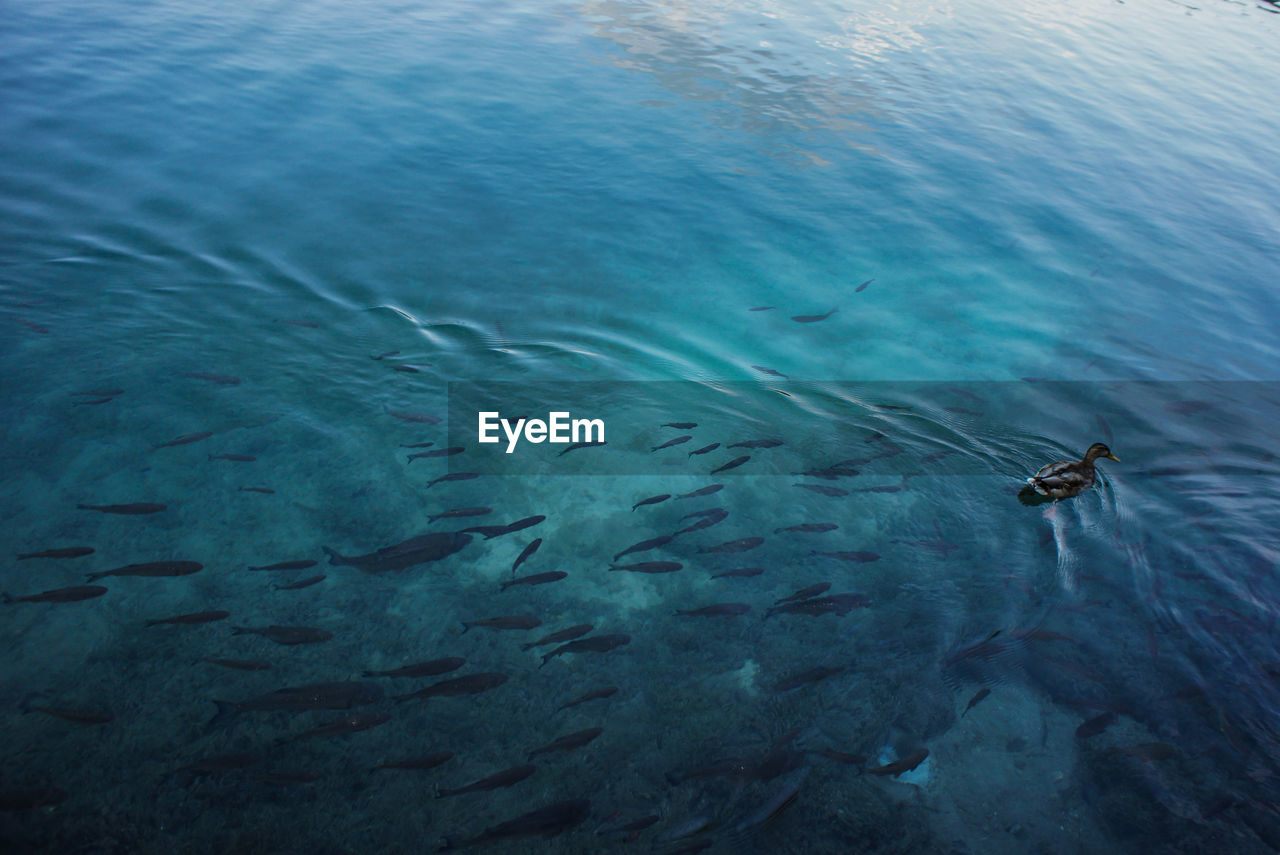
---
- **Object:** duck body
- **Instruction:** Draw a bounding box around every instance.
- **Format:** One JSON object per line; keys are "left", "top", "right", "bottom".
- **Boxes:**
{"left": 1026, "top": 442, "right": 1119, "bottom": 500}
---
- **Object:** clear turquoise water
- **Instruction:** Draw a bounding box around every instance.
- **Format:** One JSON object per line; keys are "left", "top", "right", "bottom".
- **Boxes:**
{"left": 3, "top": 0, "right": 1280, "bottom": 851}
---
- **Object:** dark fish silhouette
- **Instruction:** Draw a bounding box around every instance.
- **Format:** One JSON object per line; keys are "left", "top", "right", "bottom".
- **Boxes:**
{"left": 372, "top": 751, "right": 454, "bottom": 772}
{"left": 521, "top": 624, "right": 594, "bottom": 651}
{"left": 275, "top": 575, "right": 325, "bottom": 590}
{"left": 729, "top": 439, "right": 783, "bottom": 449}
{"left": 613, "top": 535, "right": 674, "bottom": 562}
{"left": 868, "top": 749, "right": 928, "bottom": 777}
{"left": 232, "top": 625, "right": 332, "bottom": 645}
{"left": 559, "top": 440, "right": 607, "bottom": 456}
{"left": 287, "top": 712, "right": 391, "bottom": 741}
{"left": 813, "top": 550, "right": 880, "bottom": 563}
{"left": 396, "top": 673, "right": 508, "bottom": 702}
{"left": 402, "top": 441, "right": 435, "bottom": 448}
{"left": 1076, "top": 712, "right": 1117, "bottom": 739}
{"left": 146, "top": 610, "right": 230, "bottom": 626}
{"left": 323, "top": 532, "right": 472, "bottom": 572}
{"left": 437, "top": 764, "right": 536, "bottom": 798}
{"left": 238, "top": 486, "right": 275, "bottom": 494}
{"left": 427, "top": 472, "right": 480, "bottom": 488}
{"left": 386, "top": 408, "right": 441, "bottom": 424}
{"left": 792, "top": 308, "right": 837, "bottom": 323}
{"left": 674, "top": 509, "right": 728, "bottom": 535}
{"left": 773, "top": 665, "right": 845, "bottom": 693}
{"left": 710, "top": 455, "right": 750, "bottom": 474}
{"left": 181, "top": 371, "right": 240, "bottom": 385}
{"left": 3, "top": 585, "right": 106, "bottom": 604}
{"left": 528, "top": 727, "right": 603, "bottom": 758}
{"left": 541, "top": 633, "right": 630, "bottom": 666}
{"left": 86, "top": 560, "right": 202, "bottom": 582}
{"left": 17, "top": 547, "right": 94, "bottom": 560}
{"left": 699, "top": 536, "right": 764, "bottom": 555}
{"left": 855, "top": 278, "right": 874, "bottom": 292}
{"left": 776, "top": 582, "right": 830, "bottom": 604}
{"left": 74, "top": 388, "right": 124, "bottom": 397}
{"left": 677, "top": 484, "right": 724, "bottom": 499}
{"left": 438, "top": 799, "right": 590, "bottom": 851}
{"left": 430, "top": 506, "right": 492, "bottom": 523}
{"left": 766, "top": 593, "right": 871, "bottom": 618}
{"left": 209, "top": 454, "right": 255, "bottom": 462}
{"left": 461, "top": 615, "right": 542, "bottom": 634}
{"left": 689, "top": 442, "right": 721, "bottom": 456}
{"left": 711, "top": 567, "right": 764, "bottom": 579}
{"left": 373, "top": 350, "right": 402, "bottom": 360}
{"left": 248, "top": 559, "right": 317, "bottom": 572}
{"left": 212, "top": 682, "right": 383, "bottom": 722}
{"left": 202, "top": 657, "right": 271, "bottom": 671}
{"left": 20, "top": 696, "right": 114, "bottom": 724}
{"left": 77, "top": 502, "right": 167, "bottom": 514}
{"left": 557, "top": 687, "right": 618, "bottom": 712}
{"left": 751, "top": 366, "right": 788, "bottom": 379}
{"left": 794, "top": 484, "right": 848, "bottom": 497}
{"left": 364, "top": 657, "right": 466, "bottom": 678}
{"left": 632, "top": 494, "right": 671, "bottom": 511}
{"left": 652, "top": 435, "right": 692, "bottom": 452}
{"left": 74, "top": 396, "right": 114, "bottom": 405}
{"left": 154, "top": 431, "right": 213, "bottom": 449}
{"left": 748, "top": 306, "right": 775, "bottom": 311}
{"left": 775, "top": 523, "right": 837, "bottom": 534}
{"left": 663, "top": 422, "right": 697, "bottom": 429}
{"left": 461, "top": 515, "right": 546, "bottom": 539}
{"left": 253, "top": 769, "right": 322, "bottom": 786}
{"left": 511, "top": 538, "right": 543, "bottom": 574}
{"left": 680, "top": 507, "right": 725, "bottom": 520}
{"left": 500, "top": 571, "right": 566, "bottom": 591}
{"left": 408, "top": 447, "right": 465, "bottom": 462}
{"left": 962, "top": 688, "right": 991, "bottom": 717}
{"left": 675, "top": 603, "right": 751, "bottom": 617}
{"left": 609, "top": 560, "right": 682, "bottom": 573}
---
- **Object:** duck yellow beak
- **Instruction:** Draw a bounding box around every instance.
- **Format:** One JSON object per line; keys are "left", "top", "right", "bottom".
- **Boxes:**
{"left": 1107, "top": 453, "right": 1121, "bottom": 462}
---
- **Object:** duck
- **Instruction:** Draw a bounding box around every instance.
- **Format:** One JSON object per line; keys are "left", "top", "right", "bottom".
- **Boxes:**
{"left": 1025, "top": 442, "right": 1120, "bottom": 501}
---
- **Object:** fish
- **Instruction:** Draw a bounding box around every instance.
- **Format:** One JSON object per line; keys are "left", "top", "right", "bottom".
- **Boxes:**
{"left": 609, "top": 561, "right": 682, "bottom": 573}
{"left": 408, "top": 447, "right": 465, "bottom": 462}
{"left": 212, "top": 682, "right": 384, "bottom": 722}
{"left": 557, "top": 687, "right": 618, "bottom": 712}
{"left": 74, "top": 388, "right": 125, "bottom": 397}
{"left": 962, "top": 688, "right": 991, "bottom": 717}
{"left": 613, "top": 535, "right": 674, "bottom": 562}
{"left": 751, "top": 366, "right": 788, "bottom": 379}
{"left": 16, "top": 547, "right": 94, "bottom": 560}
{"left": 385, "top": 407, "right": 442, "bottom": 424}
{"left": 323, "top": 532, "right": 472, "bottom": 572}
{"left": 238, "top": 486, "right": 275, "bottom": 494}
{"left": 74, "top": 396, "right": 115, "bottom": 405}
{"left": 775, "top": 583, "right": 831, "bottom": 604}
{"left": 855, "top": 278, "right": 874, "bottom": 292}
{"left": 868, "top": 748, "right": 929, "bottom": 777}
{"left": 511, "top": 538, "right": 542, "bottom": 574}
{"left": 0, "top": 788, "right": 68, "bottom": 812}
{"left": 461, "top": 615, "right": 542, "bottom": 634}
{"left": 729, "top": 439, "right": 783, "bottom": 449}
{"left": 372, "top": 751, "right": 454, "bottom": 772}
{"left": 772, "top": 665, "right": 845, "bottom": 693}
{"left": 663, "top": 422, "right": 698, "bottom": 429}
{"left": 396, "top": 673, "right": 509, "bottom": 702}
{"left": 178, "top": 752, "right": 264, "bottom": 774}
{"left": 765, "top": 593, "right": 871, "bottom": 619}
{"left": 559, "top": 440, "right": 607, "bottom": 456}
{"left": 437, "top": 764, "right": 537, "bottom": 797}
{"left": 248, "top": 559, "right": 318, "bottom": 572}
{"left": 791, "top": 308, "right": 837, "bottom": 323}
{"left": 287, "top": 712, "right": 391, "bottom": 741}
{"left": 674, "top": 510, "right": 728, "bottom": 535}
{"left": 402, "top": 442, "right": 435, "bottom": 449}
{"left": 86, "top": 560, "right": 202, "bottom": 582}
{"left": 675, "top": 603, "right": 751, "bottom": 617}
{"left": 528, "top": 728, "right": 603, "bottom": 758}
{"left": 522, "top": 624, "right": 594, "bottom": 651}
{"left": 438, "top": 799, "right": 590, "bottom": 851}
{"left": 77, "top": 502, "right": 167, "bottom": 514}
{"left": 253, "top": 770, "right": 322, "bottom": 786}
{"left": 541, "top": 633, "right": 631, "bottom": 666}
{"left": 710, "top": 455, "right": 750, "bottom": 474}
{"left": 373, "top": 350, "right": 402, "bottom": 360}
{"left": 794, "top": 484, "right": 848, "bottom": 497}
{"left": 632, "top": 494, "right": 671, "bottom": 511}
{"left": 1075, "top": 712, "right": 1117, "bottom": 739}
{"left": 680, "top": 508, "right": 725, "bottom": 520}
{"left": 154, "top": 431, "right": 214, "bottom": 449}
{"left": 274, "top": 575, "right": 325, "bottom": 590}
{"left": 689, "top": 443, "right": 721, "bottom": 456}
{"left": 146, "top": 610, "right": 230, "bottom": 626}
{"left": 429, "top": 507, "right": 492, "bottom": 523}
{"left": 677, "top": 484, "right": 724, "bottom": 499}
{"left": 652, "top": 435, "right": 693, "bottom": 452}
{"left": 748, "top": 306, "right": 775, "bottom": 311}
{"left": 774, "top": 523, "right": 838, "bottom": 534}
{"left": 201, "top": 657, "right": 271, "bottom": 671}
{"left": 731, "top": 767, "right": 808, "bottom": 832}
{"left": 21, "top": 696, "right": 114, "bottom": 724}
{"left": 427, "top": 472, "right": 481, "bottom": 488}
{"left": 181, "top": 371, "right": 240, "bottom": 385}
{"left": 232, "top": 625, "right": 333, "bottom": 645}
{"left": 698, "top": 536, "right": 764, "bottom": 555}
{"left": 461, "top": 515, "right": 546, "bottom": 539}
{"left": 711, "top": 567, "right": 764, "bottom": 579}
{"left": 208, "top": 454, "right": 256, "bottom": 462}
{"left": 364, "top": 657, "right": 467, "bottom": 678}
{"left": 812, "top": 550, "right": 880, "bottom": 562}
{"left": 500, "top": 571, "right": 566, "bottom": 591}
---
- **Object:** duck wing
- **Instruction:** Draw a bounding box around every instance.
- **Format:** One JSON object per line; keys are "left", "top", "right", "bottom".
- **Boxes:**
{"left": 1028, "top": 461, "right": 1090, "bottom": 496}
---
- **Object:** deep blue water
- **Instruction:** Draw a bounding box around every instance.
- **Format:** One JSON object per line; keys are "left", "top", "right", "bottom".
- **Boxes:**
{"left": 3, "top": 0, "right": 1280, "bottom": 852}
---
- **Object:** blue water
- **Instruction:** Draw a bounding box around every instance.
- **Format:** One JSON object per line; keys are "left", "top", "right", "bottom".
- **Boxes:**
{"left": 3, "top": 0, "right": 1280, "bottom": 851}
